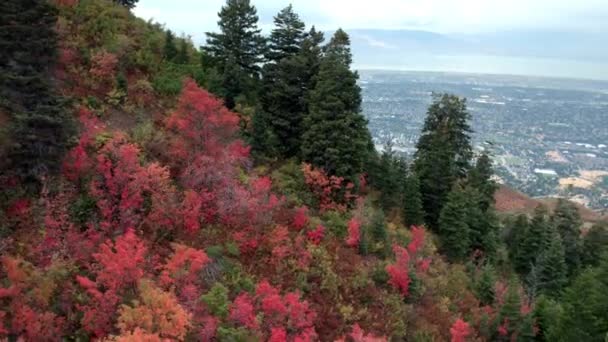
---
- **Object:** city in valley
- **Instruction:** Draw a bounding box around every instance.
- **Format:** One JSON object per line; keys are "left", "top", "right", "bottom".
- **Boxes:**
{"left": 361, "top": 70, "right": 608, "bottom": 211}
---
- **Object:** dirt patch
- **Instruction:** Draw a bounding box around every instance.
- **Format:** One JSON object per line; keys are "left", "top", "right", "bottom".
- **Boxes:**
{"left": 579, "top": 170, "right": 608, "bottom": 182}
{"left": 546, "top": 150, "right": 568, "bottom": 163}
{"left": 559, "top": 177, "right": 594, "bottom": 189}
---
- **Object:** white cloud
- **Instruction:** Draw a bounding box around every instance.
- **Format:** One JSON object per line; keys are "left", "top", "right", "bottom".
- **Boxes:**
{"left": 134, "top": 0, "right": 608, "bottom": 35}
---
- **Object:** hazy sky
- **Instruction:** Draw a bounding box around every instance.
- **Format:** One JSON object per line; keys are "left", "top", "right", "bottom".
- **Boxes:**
{"left": 134, "top": 0, "right": 607, "bottom": 36}
{"left": 133, "top": 0, "right": 608, "bottom": 79}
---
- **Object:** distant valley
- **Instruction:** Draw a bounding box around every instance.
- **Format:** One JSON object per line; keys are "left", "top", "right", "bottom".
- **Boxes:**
{"left": 359, "top": 70, "right": 608, "bottom": 211}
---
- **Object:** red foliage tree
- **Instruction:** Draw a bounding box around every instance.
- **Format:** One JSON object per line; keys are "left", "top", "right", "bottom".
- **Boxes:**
{"left": 166, "top": 78, "right": 241, "bottom": 164}
{"left": 159, "top": 243, "right": 210, "bottom": 298}
{"left": 307, "top": 224, "right": 325, "bottom": 245}
{"left": 346, "top": 218, "right": 361, "bottom": 247}
{"left": 229, "top": 293, "right": 259, "bottom": 330}
{"left": 89, "top": 134, "right": 179, "bottom": 236}
{"left": 450, "top": 318, "right": 471, "bottom": 342}
{"left": 301, "top": 163, "right": 355, "bottom": 212}
{"left": 76, "top": 229, "right": 148, "bottom": 337}
{"left": 250, "top": 280, "right": 317, "bottom": 340}
{"left": 90, "top": 50, "right": 118, "bottom": 81}
{"left": 407, "top": 226, "right": 425, "bottom": 255}
{"left": 336, "top": 323, "right": 387, "bottom": 342}
{"left": 117, "top": 280, "right": 191, "bottom": 340}
{"left": 62, "top": 108, "right": 106, "bottom": 181}
{"left": 292, "top": 206, "right": 309, "bottom": 231}
{"left": 385, "top": 245, "right": 411, "bottom": 297}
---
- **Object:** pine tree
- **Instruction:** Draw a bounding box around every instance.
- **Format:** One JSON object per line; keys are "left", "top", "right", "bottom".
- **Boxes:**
{"left": 266, "top": 5, "right": 306, "bottom": 62}
{"left": 403, "top": 171, "right": 425, "bottom": 227}
{"left": 497, "top": 277, "right": 522, "bottom": 340}
{"left": 163, "top": 30, "right": 178, "bottom": 61}
{"left": 1, "top": 0, "right": 74, "bottom": 187}
{"left": 518, "top": 206, "right": 550, "bottom": 275}
{"left": 535, "top": 227, "right": 567, "bottom": 296}
{"left": 255, "top": 20, "right": 322, "bottom": 159}
{"left": 375, "top": 142, "right": 406, "bottom": 210}
{"left": 175, "top": 39, "right": 190, "bottom": 64}
{"left": 413, "top": 94, "right": 473, "bottom": 229}
{"left": 370, "top": 209, "right": 389, "bottom": 257}
{"left": 509, "top": 214, "right": 530, "bottom": 274}
{"left": 259, "top": 15, "right": 306, "bottom": 156}
{"left": 438, "top": 185, "right": 471, "bottom": 261}
{"left": 554, "top": 265, "right": 608, "bottom": 341}
{"left": 551, "top": 199, "right": 582, "bottom": 275}
{"left": 468, "top": 149, "right": 497, "bottom": 211}
{"left": 301, "top": 29, "right": 373, "bottom": 180}
{"left": 203, "top": 0, "right": 266, "bottom": 109}
{"left": 581, "top": 223, "right": 608, "bottom": 268}
{"left": 475, "top": 263, "right": 496, "bottom": 305}
{"left": 113, "top": 0, "right": 138, "bottom": 9}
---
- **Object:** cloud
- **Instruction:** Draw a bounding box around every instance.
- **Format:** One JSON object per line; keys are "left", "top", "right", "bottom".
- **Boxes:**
{"left": 135, "top": 0, "right": 608, "bottom": 36}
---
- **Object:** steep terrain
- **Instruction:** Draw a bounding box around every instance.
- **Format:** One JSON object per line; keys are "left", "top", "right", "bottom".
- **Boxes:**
{"left": 1, "top": 1, "right": 607, "bottom": 341}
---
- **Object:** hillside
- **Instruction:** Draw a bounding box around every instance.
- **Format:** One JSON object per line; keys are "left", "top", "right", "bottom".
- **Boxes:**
{"left": 494, "top": 185, "right": 605, "bottom": 224}
{"left": 1, "top": 0, "right": 607, "bottom": 341}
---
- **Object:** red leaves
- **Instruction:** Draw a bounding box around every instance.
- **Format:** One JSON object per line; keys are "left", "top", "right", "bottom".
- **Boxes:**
{"left": 292, "top": 206, "right": 310, "bottom": 231}
{"left": 248, "top": 280, "right": 317, "bottom": 340}
{"left": 386, "top": 246, "right": 411, "bottom": 297}
{"left": 337, "top": 323, "right": 387, "bottom": 342}
{"left": 90, "top": 50, "right": 118, "bottom": 80}
{"left": 229, "top": 293, "right": 259, "bottom": 330}
{"left": 307, "top": 224, "right": 325, "bottom": 245}
{"left": 386, "top": 227, "right": 429, "bottom": 297}
{"left": 450, "top": 318, "right": 471, "bottom": 342}
{"left": 160, "top": 243, "right": 209, "bottom": 289}
{"left": 346, "top": 218, "right": 361, "bottom": 247}
{"left": 166, "top": 78, "right": 240, "bottom": 162}
{"left": 117, "top": 280, "right": 191, "bottom": 340}
{"left": 93, "top": 228, "right": 147, "bottom": 290}
{"left": 407, "top": 225, "right": 425, "bottom": 255}
{"left": 301, "top": 163, "right": 355, "bottom": 212}
{"left": 182, "top": 190, "right": 203, "bottom": 234}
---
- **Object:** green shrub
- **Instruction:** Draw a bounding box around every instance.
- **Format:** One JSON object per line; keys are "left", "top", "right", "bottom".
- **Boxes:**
{"left": 200, "top": 283, "right": 230, "bottom": 318}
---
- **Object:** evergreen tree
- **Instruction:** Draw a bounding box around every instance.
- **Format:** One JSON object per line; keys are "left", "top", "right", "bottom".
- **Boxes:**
{"left": 533, "top": 295, "right": 563, "bottom": 342}
{"left": 403, "top": 172, "right": 425, "bottom": 227}
{"left": 163, "top": 30, "right": 178, "bottom": 61}
{"left": 1, "top": 0, "right": 74, "bottom": 187}
{"left": 301, "top": 29, "right": 373, "bottom": 180}
{"left": 175, "top": 39, "right": 190, "bottom": 64}
{"left": 509, "top": 214, "right": 530, "bottom": 274}
{"left": 266, "top": 4, "right": 306, "bottom": 62}
{"left": 370, "top": 209, "right": 389, "bottom": 257}
{"left": 518, "top": 206, "right": 550, "bottom": 275}
{"left": 497, "top": 277, "right": 522, "bottom": 340}
{"left": 413, "top": 94, "right": 473, "bottom": 228}
{"left": 475, "top": 263, "right": 496, "bottom": 305}
{"left": 554, "top": 264, "right": 608, "bottom": 341}
{"left": 113, "top": 0, "right": 138, "bottom": 9}
{"left": 463, "top": 186, "right": 498, "bottom": 257}
{"left": 375, "top": 141, "right": 406, "bottom": 210}
{"left": 298, "top": 26, "right": 324, "bottom": 112}
{"left": 581, "top": 223, "right": 608, "bottom": 268}
{"left": 203, "top": 0, "right": 266, "bottom": 109}
{"left": 255, "top": 22, "right": 323, "bottom": 159}
{"left": 438, "top": 185, "right": 471, "bottom": 261}
{"left": 534, "top": 227, "right": 567, "bottom": 296}
{"left": 551, "top": 199, "right": 582, "bottom": 275}
{"left": 468, "top": 149, "right": 497, "bottom": 211}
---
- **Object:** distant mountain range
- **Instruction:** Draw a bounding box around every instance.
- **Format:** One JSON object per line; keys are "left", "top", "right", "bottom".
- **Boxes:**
{"left": 341, "top": 29, "right": 608, "bottom": 80}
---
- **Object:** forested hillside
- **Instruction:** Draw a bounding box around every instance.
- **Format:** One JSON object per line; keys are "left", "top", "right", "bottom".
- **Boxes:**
{"left": 0, "top": 0, "right": 607, "bottom": 341}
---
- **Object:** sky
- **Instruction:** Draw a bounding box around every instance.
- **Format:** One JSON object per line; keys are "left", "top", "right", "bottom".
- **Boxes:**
{"left": 133, "top": 0, "right": 608, "bottom": 80}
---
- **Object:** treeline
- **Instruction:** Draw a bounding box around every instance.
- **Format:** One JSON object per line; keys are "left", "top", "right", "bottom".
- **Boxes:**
{"left": 199, "top": 1, "right": 373, "bottom": 182}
